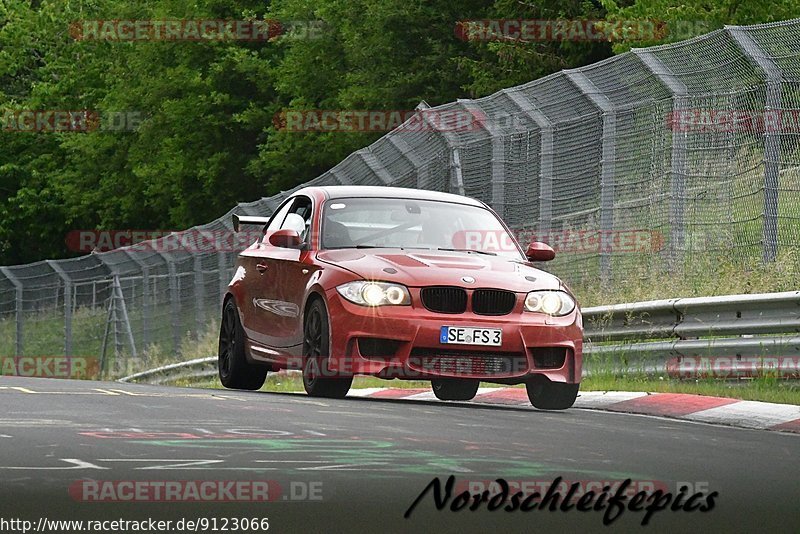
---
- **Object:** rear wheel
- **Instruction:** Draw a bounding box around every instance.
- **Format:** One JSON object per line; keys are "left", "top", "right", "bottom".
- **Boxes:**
{"left": 526, "top": 379, "right": 579, "bottom": 410}
{"left": 218, "top": 299, "right": 268, "bottom": 390}
{"left": 431, "top": 378, "right": 479, "bottom": 401}
{"left": 302, "top": 299, "right": 352, "bottom": 398}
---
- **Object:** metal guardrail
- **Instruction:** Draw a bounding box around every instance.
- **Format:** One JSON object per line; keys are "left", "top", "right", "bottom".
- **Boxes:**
{"left": 118, "top": 357, "right": 217, "bottom": 385}
{"left": 582, "top": 290, "right": 800, "bottom": 358}
{"left": 119, "top": 291, "right": 800, "bottom": 383}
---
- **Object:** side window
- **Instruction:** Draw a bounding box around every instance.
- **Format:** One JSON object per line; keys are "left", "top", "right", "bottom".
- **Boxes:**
{"left": 264, "top": 199, "right": 294, "bottom": 238}
{"left": 282, "top": 197, "right": 313, "bottom": 243}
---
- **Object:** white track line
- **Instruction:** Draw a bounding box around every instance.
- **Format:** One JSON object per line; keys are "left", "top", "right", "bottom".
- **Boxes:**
{"left": 683, "top": 401, "right": 800, "bottom": 429}
{"left": 346, "top": 388, "right": 387, "bottom": 398}
{"left": 573, "top": 391, "right": 650, "bottom": 409}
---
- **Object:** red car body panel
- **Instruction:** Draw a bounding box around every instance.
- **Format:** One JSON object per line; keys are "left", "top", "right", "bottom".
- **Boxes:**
{"left": 224, "top": 186, "right": 583, "bottom": 385}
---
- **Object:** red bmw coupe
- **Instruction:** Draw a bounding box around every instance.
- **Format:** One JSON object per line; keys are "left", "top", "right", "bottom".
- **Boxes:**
{"left": 218, "top": 186, "right": 582, "bottom": 409}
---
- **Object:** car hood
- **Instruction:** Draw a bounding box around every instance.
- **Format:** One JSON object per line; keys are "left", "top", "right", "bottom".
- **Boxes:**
{"left": 317, "top": 249, "right": 563, "bottom": 292}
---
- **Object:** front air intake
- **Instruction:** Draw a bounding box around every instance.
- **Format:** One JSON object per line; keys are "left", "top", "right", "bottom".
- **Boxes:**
{"left": 531, "top": 347, "right": 568, "bottom": 369}
{"left": 420, "top": 286, "right": 468, "bottom": 314}
{"left": 472, "top": 289, "right": 516, "bottom": 315}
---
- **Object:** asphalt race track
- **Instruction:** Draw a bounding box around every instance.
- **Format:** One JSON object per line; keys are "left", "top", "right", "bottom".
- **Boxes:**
{"left": 0, "top": 376, "right": 797, "bottom": 533}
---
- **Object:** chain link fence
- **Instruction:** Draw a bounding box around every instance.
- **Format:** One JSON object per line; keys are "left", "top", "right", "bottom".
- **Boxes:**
{"left": 2, "top": 19, "right": 799, "bottom": 371}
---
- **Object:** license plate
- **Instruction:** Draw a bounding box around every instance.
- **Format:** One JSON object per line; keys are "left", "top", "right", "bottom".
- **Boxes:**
{"left": 440, "top": 326, "right": 502, "bottom": 346}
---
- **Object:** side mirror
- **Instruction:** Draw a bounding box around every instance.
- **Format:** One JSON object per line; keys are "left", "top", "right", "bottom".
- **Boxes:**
{"left": 268, "top": 229, "right": 302, "bottom": 248}
{"left": 525, "top": 241, "right": 555, "bottom": 262}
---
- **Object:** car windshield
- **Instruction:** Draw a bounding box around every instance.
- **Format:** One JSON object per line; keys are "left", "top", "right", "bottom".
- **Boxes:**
{"left": 321, "top": 197, "right": 524, "bottom": 260}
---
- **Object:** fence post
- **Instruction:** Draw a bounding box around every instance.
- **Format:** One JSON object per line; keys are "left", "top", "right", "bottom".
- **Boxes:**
{"left": 419, "top": 102, "right": 465, "bottom": 196}
{"left": 127, "top": 252, "right": 150, "bottom": 350}
{"left": 357, "top": 149, "right": 394, "bottom": 184}
{"left": 100, "top": 291, "right": 113, "bottom": 376}
{"left": 565, "top": 71, "right": 617, "bottom": 284}
{"left": 95, "top": 272, "right": 141, "bottom": 371}
{"left": 491, "top": 135, "right": 505, "bottom": 210}
{"left": 112, "top": 275, "right": 137, "bottom": 358}
{"left": 98, "top": 251, "right": 148, "bottom": 352}
{"left": 46, "top": 261, "right": 72, "bottom": 357}
{"left": 386, "top": 134, "right": 427, "bottom": 188}
{"left": 328, "top": 166, "right": 353, "bottom": 185}
{"left": 503, "top": 88, "right": 553, "bottom": 236}
{"left": 218, "top": 252, "right": 229, "bottom": 306}
{"left": 462, "top": 101, "right": 506, "bottom": 215}
{"left": 160, "top": 252, "right": 181, "bottom": 353}
{"left": 450, "top": 147, "right": 465, "bottom": 195}
{"left": 727, "top": 26, "right": 782, "bottom": 263}
{"left": 0, "top": 267, "right": 23, "bottom": 356}
{"left": 114, "top": 293, "right": 122, "bottom": 358}
{"left": 193, "top": 254, "right": 205, "bottom": 335}
{"left": 634, "top": 49, "right": 689, "bottom": 269}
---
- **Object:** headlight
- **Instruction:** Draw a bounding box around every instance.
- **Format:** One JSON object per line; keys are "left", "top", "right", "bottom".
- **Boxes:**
{"left": 336, "top": 281, "right": 411, "bottom": 306}
{"left": 524, "top": 290, "right": 575, "bottom": 316}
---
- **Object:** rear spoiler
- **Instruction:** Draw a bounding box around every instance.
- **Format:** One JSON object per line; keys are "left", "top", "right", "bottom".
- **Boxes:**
{"left": 232, "top": 214, "right": 270, "bottom": 232}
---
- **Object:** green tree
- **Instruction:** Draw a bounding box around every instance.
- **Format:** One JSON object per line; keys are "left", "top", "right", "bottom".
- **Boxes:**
{"left": 601, "top": 0, "right": 800, "bottom": 52}
{"left": 0, "top": 0, "right": 614, "bottom": 265}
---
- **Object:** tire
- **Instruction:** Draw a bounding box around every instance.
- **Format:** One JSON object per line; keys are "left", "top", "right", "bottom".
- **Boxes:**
{"left": 431, "top": 378, "right": 480, "bottom": 401}
{"left": 218, "top": 299, "right": 268, "bottom": 390}
{"left": 526, "top": 379, "right": 579, "bottom": 410}
{"left": 302, "top": 299, "right": 352, "bottom": 398}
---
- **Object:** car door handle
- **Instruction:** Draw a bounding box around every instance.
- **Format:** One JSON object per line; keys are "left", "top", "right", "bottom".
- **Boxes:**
{"left": 256, "top": 263, "right": 268, "bottom": 273}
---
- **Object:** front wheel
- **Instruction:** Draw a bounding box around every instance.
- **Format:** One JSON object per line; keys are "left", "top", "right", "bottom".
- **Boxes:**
{"left": 526, "top": 379, "right": 579, "bottom": 410}
{"left": 431, "top": 378, "right": 479, "bottom": 401}
{"left": 218, "top": 299, "right": 268, "bottom": 390}
{"left": 302, "top": 299, "right": 352, "bottom": 399}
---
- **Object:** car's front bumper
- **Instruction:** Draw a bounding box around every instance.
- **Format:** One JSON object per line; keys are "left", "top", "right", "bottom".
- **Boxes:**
{"left": 324, "top": 288, "right": 583, "bottom": 384}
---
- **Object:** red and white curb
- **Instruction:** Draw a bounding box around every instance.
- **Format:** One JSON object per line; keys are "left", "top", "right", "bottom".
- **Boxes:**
{"left": 346, "top": 388, "right": 800, "bottom": 434}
